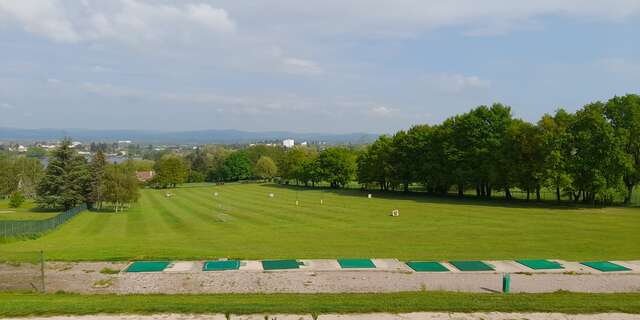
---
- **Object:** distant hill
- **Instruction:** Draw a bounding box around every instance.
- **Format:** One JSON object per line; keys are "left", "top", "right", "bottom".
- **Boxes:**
{"left": 0, "top": 127, "right": 380, "bottom": 145}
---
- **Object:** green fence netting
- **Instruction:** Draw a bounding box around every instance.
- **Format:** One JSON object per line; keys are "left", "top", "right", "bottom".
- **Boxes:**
{"left": 0, "top": 205, "right": 86, "bottom": 238}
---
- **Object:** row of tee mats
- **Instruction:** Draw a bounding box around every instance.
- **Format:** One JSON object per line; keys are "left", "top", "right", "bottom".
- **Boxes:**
{"left": 125, "top": 259, "right": 633, "bottom": 273}
{"left": 406, "top": 260, "right": 633, "bottom": 272}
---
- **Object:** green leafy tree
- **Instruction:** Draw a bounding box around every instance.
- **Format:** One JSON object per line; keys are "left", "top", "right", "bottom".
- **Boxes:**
{"left": 88, "top": 150, "right": 107, "bottom": 209}
{"left": 604, "top": 94, "right": 640, "bottom": 204}
{"left": 8, "top": 191, "right": 25, "bottom": 208}
{"left": 318, "top": 147, "right": 356, "bottom": 188}
{"left": 152, "top": 154, "right": 188, "bottom": 188}
{"left": 539, "top": 109, "right": 574, "bottom": 202}
{"left": 254, "top": 156, "right": 278, "bottom": 181}
{"left": 568, "top": 102, "right": 626, "bottom": 204}
{"left": 36, "top": 139, "right": 91, "bottom": 210}
{"left": 102, "top": 163, "right": 140, "bottom": 212}
{"left": 221, "top": 152, "right": 253, "bottom": 181}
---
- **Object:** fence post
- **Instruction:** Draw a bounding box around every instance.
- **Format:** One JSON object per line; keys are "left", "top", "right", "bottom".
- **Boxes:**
{"left": 40, "top": 250, "right": 45, "bottom": 293}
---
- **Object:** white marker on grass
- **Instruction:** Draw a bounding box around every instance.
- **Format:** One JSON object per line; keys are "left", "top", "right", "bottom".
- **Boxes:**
{"left": 368, "top": 194, "right": 372, "bottom": 199}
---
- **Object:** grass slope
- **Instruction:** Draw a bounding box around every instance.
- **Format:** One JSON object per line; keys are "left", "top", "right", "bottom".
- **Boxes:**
{"left": 1, "top": 292, "right": 640, "bottom": 316}
{"left": 1, "top": 183, "right": 639, "bottom": 261}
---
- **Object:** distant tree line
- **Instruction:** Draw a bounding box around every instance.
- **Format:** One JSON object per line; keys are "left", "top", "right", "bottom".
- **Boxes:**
{"left": 357, "top": 94, "right": 640, "bottom": 205}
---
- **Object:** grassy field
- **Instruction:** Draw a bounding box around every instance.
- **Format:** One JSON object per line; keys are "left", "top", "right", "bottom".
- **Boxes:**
{"left": 0, "top": 200, "right": 59, "bottom": 221}
{"left": 0, "top": 183, "right": 639, "bottom": 261}
{"left": 1, "top": 292, "right": 640, "bottom": 316}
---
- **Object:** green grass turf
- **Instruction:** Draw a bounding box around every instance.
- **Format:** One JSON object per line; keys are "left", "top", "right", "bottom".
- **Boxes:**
{"left": 2, "top": 292, "right": 640, "bottom": 316}
{"left": 406, "top": 261, "right": 450, "bottom": 272}
{"left": 262, "top": 259, "right": 300, "bottom": 270}
{"left": 338, "top": 258, "right": 376, "bottom": 268}
{"left": 581, "top": 261, "right": 631, "bottom": 272}
{"left": 516, "top": 259, "right": 564, "bottom": 270}
{"left": 1, "top": 183, "right": 640, "bottom": 261}
{"left": 449, "top": 261, "right": 495, "bottom": 271}
{"left": 203, "top": 260, "right": 240, "bottom": 271}
{"left": 0, "top": 200, "right": 59, "bottom": 221}
{"left": 125, "top": 261, "right": 170, "bottom": 272}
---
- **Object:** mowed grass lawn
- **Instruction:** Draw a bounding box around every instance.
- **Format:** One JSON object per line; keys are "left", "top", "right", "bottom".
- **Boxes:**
{"left": 1, "top": 183, "right": 639, "bottom": 261}
{"left": 0, "top": 200, "right": 59, "bottom": 221}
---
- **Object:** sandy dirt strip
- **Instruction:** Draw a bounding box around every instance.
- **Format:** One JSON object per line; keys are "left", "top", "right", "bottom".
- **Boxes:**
{"left": 2, "top": 260, "right": 640, "bottom": 294}
{"left": 3, "top": 313, "right": 640, "bottom": 320}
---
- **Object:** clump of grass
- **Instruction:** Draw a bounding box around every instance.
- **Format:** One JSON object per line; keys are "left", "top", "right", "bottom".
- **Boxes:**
{"left": 99, "top": 268, "right": 120, "bottom": 275}
{"left": 92, "top": 279, "right": 113, "bottom": 288}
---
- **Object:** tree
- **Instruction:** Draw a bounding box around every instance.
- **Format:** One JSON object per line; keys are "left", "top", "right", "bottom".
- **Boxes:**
{"left": 357, "top": 136, "right": 393, "bottom": 190}
{"left": 604, "top": 94, "right": 640, "bottom": 204}
{"left": 221, "top": 151, "right": 252, "bottom": 181}
{"left": 102, "top": 163, "right": 140, "bottom": 212}
{"left": 567, "top": 102, "right": 626, "bottom": 204}
{"left": 9, "top": 191, "right": 25, "bottom": 208}
{"left": 254, "top": 156, "right": 278, "bottom": 181}
{"left": 539, "top": 109, "right": 574, "bottom": 202}
{"left": 152, "top": 154, "right": 188, "bottom": 188}
{"left": 36, "top": 139, "right": 91, "bottom": 210}
{"left": 318, "top": 147, "right": 356, "bottom": 188}
{"left": 88, "top": 150, "right": 107, "bottom": 209}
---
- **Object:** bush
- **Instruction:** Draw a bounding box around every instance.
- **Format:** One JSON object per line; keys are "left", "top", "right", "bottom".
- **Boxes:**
{"left": 9, "top": 191, "right": 25, "bottom": 208}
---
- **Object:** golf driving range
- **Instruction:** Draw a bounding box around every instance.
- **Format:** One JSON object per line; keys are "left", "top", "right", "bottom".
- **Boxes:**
{"left": 1, "top": 183, "right": 639, "bottom": 261}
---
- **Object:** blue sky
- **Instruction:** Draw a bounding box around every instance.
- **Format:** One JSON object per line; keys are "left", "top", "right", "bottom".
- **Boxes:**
{"left": 0, "top": 1, "right": 639, "bottom": 133}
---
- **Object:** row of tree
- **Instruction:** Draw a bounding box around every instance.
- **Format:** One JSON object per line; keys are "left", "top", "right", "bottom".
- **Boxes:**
{"left": 357, "top": 94, "right": 640, "bottom": 205}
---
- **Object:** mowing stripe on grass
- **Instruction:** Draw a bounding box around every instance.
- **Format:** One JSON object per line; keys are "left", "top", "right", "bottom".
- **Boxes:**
{"left": 338, "top": 259, "right": 376, "bottom": 269}
{"left": 126, "top": 261, "right": 170, "bottom": 273}
{"left": 516, "top": 259, "right": 564, "bottom": 270}
{"left": 262, "top": 260, "right": 300, "bottom": 270}
{"left": 449, "top": 260, "right": 494, "bottom": 271}
{"left": 203, "top": 260, "right": 240, "bottom": 271}
{"left": 406, "top": 261, "right": 449, "bottom": 272}
{"left": 581, "top": 261, "right": 631, "bottom": 272}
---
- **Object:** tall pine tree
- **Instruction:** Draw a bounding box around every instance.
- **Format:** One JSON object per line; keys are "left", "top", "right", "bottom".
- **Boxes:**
{"left": 36, "top": 138, "right": 91, "bottom": 210}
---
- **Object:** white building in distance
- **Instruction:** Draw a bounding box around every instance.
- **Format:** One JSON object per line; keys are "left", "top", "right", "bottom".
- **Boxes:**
{"left": 283, "top": 139, "right": 295, "bottom": 148}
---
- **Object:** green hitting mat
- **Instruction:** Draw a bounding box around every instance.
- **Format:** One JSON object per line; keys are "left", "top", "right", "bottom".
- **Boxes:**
{"left": 203, "top": 260, "right": 240, "bottom": 271}
{"left": 516, "top": 259, "right": 564, "bottom": 270}
{"left": 338, "top": 259, "right": 376, "bottom": 269}
{"left": 449, "top": 260, "right": 495, "bottom": 271}
{"left": 262, "top": 260, "right": 301, "bottom": 270}
{"left": 126, "top": 261, "right": 170, "bottom": 273}
{"left": 406, "top": 261, "right": 449, "bottom": 272}
{"left": 581, "top": 261, "right": 631, "bottom": 272}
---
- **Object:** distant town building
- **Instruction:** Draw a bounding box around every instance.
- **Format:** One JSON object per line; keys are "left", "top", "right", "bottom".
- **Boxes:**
{"left": 136, "top": 171, "right": 155, "bottom": 182}
{"left": 17, "top": 145, "right": 27, "bottom": 152}
{"left": 300, "top": 141, "right": 308, "bottom": 146}
{"left": 283, "top": 139, "right": 295, "bottom": 148}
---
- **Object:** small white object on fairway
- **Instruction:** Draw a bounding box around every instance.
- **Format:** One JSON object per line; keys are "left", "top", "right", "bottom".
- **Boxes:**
{"left": 213, "top": 192, "right": 218, "bottom": 197}
{"left": 295, "top": 200, "right": 299, "bottom": 206}
{"left": 320, "top": 199, "right": 324, "bottom": 205}
{"left": 269, "top": 193, "right": 274, "bottom": 198}
{"left": 368, "top": 194, "right": 372, "bottom": 198}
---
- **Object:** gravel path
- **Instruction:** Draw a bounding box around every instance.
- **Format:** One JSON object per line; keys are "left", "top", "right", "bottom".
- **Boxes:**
{"left": 3, "top": 260, "right": 640, "bottom": 294}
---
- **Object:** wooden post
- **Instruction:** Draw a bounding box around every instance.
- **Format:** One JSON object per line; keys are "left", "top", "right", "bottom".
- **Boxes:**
{"left": 40, "top": 250, "right": 45, "bottom": 293}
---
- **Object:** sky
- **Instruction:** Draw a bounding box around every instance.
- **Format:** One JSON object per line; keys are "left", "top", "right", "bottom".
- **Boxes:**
{"left": 0, "top": 0, "right": 639, "bottom": 134}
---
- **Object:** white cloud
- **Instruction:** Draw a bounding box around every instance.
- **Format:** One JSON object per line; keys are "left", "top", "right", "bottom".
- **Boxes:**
{"left": 423, "top": 73, "right": 491, "bottom": 94}
{"left": 0, "top": 0, "right": 79, "bottom": 42}
{"left": 0, "top": 0, "right": 235, "bottom": 44}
